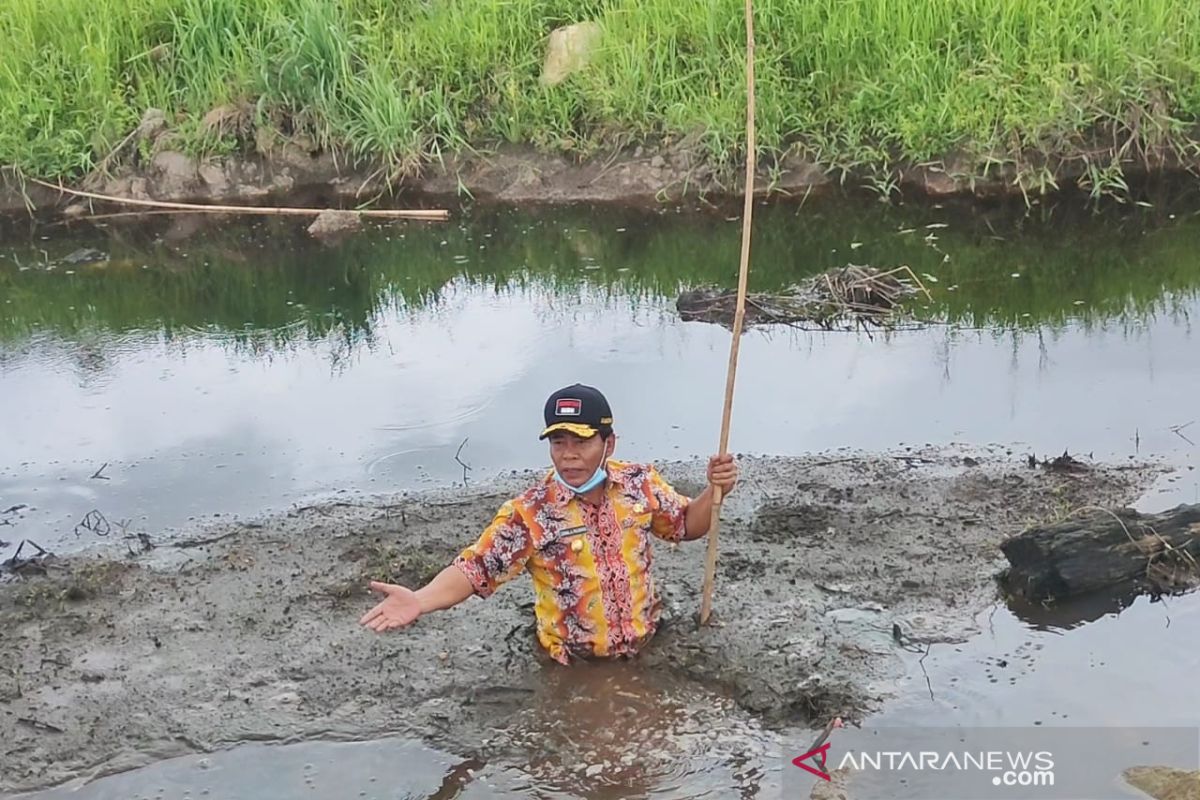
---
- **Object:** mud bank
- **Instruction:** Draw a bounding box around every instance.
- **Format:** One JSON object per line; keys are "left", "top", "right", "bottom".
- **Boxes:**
{"left": 0, "top": 448, "right": 1160, "bottom": 794}
{"left": 5, "top": 141, "right": 1199, "bottom": 220}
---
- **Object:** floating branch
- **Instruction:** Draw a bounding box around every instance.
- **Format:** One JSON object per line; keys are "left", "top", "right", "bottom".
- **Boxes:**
{"left": 678, "top": 264, "right": 932, "bottom": 333}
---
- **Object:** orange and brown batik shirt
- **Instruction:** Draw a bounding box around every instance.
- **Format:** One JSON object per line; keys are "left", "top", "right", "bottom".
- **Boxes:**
{"left": 452, "top": 459, "right": 690, "bottom": 664}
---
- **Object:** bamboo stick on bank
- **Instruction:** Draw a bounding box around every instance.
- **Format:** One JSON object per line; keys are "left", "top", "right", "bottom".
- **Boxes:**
{"left": 30, "top": 178, "right": 449, "bottom": 221}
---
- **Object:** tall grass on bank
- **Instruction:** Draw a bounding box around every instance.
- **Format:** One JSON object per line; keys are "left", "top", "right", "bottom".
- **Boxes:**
{"left": 2, "top": 0, "right": 1199, "bottom": 191}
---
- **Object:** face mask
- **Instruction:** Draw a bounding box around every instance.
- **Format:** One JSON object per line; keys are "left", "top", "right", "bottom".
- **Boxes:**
{"left": 554, "top": 464, "right": 607, "bottom": 495}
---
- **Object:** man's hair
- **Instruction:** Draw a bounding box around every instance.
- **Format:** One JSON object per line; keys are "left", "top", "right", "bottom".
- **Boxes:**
{"left": 599, "top": 426, "right": 614, "bottom": 441}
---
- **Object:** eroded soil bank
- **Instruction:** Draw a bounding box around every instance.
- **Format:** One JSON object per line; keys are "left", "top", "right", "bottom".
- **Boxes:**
{"left": 0, "top": 448, "right": 1160, "bottom": 794}
{"left": 6, "top": 141, "right": 1199, "bottom": 221}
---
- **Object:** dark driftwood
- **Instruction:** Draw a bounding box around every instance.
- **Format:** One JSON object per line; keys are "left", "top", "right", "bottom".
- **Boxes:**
{"left": 999, "top": 504, "right": 1200, "bottom": 600}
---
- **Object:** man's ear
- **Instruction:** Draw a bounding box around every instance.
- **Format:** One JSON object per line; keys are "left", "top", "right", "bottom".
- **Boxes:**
{"left": 604, "top": 434, "right": 617, "bottom": 459}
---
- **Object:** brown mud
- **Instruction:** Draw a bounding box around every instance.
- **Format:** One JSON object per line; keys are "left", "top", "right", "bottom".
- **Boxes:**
{"left": 1122, "top": 766, "right": 1200, "bottom": 800}
{"left": 0, "top": 448, "right": 1162, "bottom": 794}
{"left": 4, "top": 136, "right": 1199, "bottom": 221}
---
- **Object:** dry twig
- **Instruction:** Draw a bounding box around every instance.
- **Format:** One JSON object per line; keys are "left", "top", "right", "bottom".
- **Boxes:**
{"left": 454, "top": 438, "right": 472, "bottom": 486}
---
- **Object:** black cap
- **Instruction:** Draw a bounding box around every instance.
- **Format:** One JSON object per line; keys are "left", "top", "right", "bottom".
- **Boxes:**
{"left": 539, "top": 384, "right": 614, "bottom": 440}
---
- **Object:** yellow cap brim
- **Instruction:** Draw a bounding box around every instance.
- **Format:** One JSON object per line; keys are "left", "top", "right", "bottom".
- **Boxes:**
{"left": 539, "top": 422, "right": 600, "bottom": 440}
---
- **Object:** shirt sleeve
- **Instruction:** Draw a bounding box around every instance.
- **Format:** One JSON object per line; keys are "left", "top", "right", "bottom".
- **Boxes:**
{"left": 646, "top": 465, "right": 691, "bottom": 542}
{"left": 452, "top": 500, "right": 535, "bottom": 598}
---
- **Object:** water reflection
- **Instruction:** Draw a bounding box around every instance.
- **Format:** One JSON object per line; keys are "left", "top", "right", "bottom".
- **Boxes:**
{"left": 871, "top": 591, "right": 1200, "bottom": 731}
{"left": 11, "top": 738, "right": 513, "bottom": 800}
{"left": 4, "top": 199, "right": 1200, "bottom": 348}
{"left": 0, "top": 200, "right": 1198, "bottom": 555}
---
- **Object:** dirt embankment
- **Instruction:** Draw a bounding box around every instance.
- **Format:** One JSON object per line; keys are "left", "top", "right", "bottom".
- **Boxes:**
{"left": 0, "top": 449, "right": 1159, "bottom": 794}
{"left": 5, "top": 132, "right": 1198, "bottom": 220}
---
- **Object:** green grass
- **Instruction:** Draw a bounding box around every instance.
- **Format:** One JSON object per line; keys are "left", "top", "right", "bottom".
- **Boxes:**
{"left": 2, "top": 0, "right": 1200, "bottom": 192}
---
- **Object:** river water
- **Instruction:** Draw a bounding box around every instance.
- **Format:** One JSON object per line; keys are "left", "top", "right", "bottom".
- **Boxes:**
{"left": 3, "top": 195, "right": 1199, "bottom": 798}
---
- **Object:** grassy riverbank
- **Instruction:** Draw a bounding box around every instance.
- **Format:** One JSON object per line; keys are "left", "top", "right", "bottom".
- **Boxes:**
{"left": 3, "top": 0, "right": 1200, "bottom": 194}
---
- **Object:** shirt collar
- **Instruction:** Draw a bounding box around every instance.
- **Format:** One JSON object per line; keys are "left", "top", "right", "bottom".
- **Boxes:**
{"left": 545, "top": 459, "right": 626, "bottom": 508}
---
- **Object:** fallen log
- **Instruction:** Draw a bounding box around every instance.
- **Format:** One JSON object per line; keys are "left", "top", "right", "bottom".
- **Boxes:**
{"left": 999, "top": 504, "right": 1200, "bottom": 601}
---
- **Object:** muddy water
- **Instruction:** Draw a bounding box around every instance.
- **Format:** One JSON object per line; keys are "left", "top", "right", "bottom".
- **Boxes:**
{"left": 3, "top": 196, "right": 1200, "bottom": 798}
{"left": 2, "top": 199, "right": 1198, "bottom": 554}
{"left": 882, "top": 590, "right": 1200, "bottom": 731}
{"left": 15, "top": 663, "right": 779, "bottom": 800}
{"left": 13, "top": 593, "right": 1200, "bottom": 799}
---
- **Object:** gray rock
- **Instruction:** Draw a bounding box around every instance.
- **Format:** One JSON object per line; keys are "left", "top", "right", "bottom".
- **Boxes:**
{"left": 277, "top": 142, "right": 318, "bottom": 172}
{"left": 809, "top": 767, "right": 854, "bottom": 800}
{"left": 198, "top": 162, "right": 231, "bottom": 196}
{"left": 62, "top": 248, "right": 106, "bottom": 265}
{"left": 270, "top": 172, "right": 296, "bottom": 193}
{"left": 918, "top": 165, "right": 960, "bottom": 197}
{"left": 128, "top": 177, "right": 151, "bottom": 201}
{"left": 1122, "top": 766, "right": 1200, "bottom": 800}
{"left": 307, "top": 209, "right": 362, "bottom": 239}
{"left": 201, "top": 102, "right": 253, "bottom": 138}
{"left": 235, "top": 184, "right": 270, "bottom": 201}
{"left": 540, "top": 22, "right": 603, "bottom": 86}
{"left": 135, "top": 108, "right": 168, "bottom": 143}
{"left": 149, "top": 151, "right": 199, "bottom": 199}
{"left": 771, "top": 150, "right": 833, "bottom": 193}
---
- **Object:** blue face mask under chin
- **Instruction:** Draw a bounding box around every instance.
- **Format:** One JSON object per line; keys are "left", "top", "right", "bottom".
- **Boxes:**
{"left": 554, "top": 464, "right": 607, "bottom": 494}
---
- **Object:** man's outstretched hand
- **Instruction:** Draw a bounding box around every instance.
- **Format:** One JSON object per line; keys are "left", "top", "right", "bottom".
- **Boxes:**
{"left": 359, "top": 581, "right": 421, "bottom": 632}
{"left": 358, "top": 565, "right": 475, "bottom": 632}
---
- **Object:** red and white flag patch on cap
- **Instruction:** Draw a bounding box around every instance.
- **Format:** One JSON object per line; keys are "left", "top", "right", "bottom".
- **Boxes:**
{"left": 555, "top": 398, "right": 582, "bottom": 416}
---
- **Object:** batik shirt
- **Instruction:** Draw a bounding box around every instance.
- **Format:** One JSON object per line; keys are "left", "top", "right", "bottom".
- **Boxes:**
{"left": 452, "top": 459, "right": 691, "bottom": 664}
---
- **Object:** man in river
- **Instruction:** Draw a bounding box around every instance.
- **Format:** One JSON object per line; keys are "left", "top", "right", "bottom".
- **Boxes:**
{"left": 359, "top": 383, "right": 738, "bottom": 664}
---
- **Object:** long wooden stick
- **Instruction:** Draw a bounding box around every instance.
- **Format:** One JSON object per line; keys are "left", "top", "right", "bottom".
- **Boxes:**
{"left": 700, "top": 0, "right": 756, "bottom": 626}
{"left": 28, "top": 178, "right": 449, "bottom": 221}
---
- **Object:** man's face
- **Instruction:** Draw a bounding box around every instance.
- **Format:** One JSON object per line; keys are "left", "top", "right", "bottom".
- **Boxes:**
{"left": 548, "top": 430, "right": 614, "bottom": 487}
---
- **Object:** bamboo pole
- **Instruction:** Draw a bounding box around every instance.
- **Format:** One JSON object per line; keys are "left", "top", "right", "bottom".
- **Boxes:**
{"left": 29, "top": 178, "right": 449, "bottom": 221}
{"left": 700, "top": 0, "right": 757, "bottom": 625}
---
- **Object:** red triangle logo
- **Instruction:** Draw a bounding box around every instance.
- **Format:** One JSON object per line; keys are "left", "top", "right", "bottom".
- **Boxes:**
{"left": 792, "top": 741, "right": 832, "bottom": 781}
